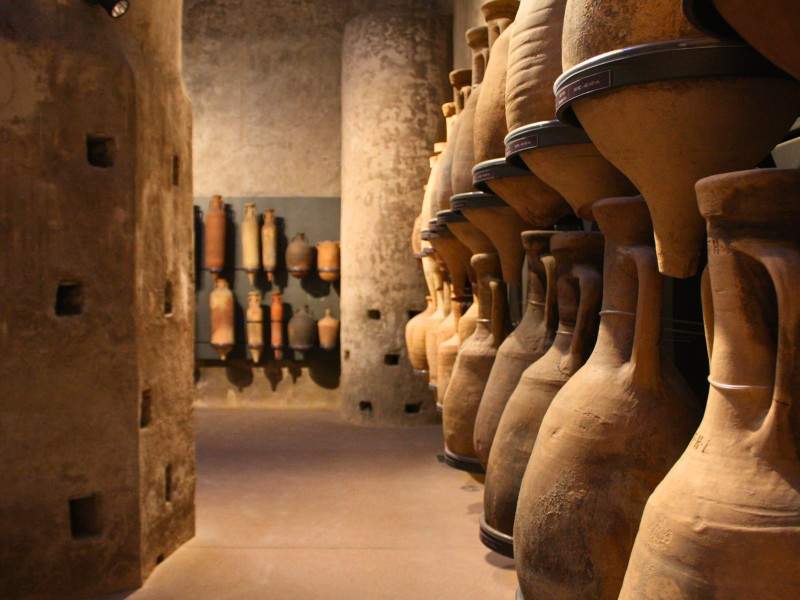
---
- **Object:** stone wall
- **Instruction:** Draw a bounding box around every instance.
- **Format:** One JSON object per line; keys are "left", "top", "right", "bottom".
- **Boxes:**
{"left": 0, "top": 1, "right": 194, "bottom": 597}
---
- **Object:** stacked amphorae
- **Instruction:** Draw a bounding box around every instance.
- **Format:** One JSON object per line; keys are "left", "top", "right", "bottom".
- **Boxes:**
{"left": 400, "top": 0, "right": 800, "bottom": 598}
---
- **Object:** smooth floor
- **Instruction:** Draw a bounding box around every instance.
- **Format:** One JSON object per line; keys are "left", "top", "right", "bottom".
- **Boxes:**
{"left": 103, "top": 409, "right": 517, "bottom": 599}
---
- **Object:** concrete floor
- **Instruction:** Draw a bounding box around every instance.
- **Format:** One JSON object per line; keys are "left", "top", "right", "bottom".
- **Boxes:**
{"left": 102, "top": 409, "right": 517, "bottom": 599}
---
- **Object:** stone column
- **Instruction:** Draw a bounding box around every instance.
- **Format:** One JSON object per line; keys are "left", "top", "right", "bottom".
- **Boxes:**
{"left": 340, "top": 3, "right": 450, "bottom": 425}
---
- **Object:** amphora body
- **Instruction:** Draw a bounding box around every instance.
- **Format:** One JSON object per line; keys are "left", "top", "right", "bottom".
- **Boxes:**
{"left": 620, "top": 169, "right": 800, "bottom": 599}
{"left": 515, "top": 197, "right": 700, "bottom": 599}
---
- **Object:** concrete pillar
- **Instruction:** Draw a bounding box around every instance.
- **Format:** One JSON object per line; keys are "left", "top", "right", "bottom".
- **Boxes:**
{"left": 0, "top": 1, "right": 194, "bottom": 596}
{"left": 340, "top": 3, "right": 450, "bottom": 425}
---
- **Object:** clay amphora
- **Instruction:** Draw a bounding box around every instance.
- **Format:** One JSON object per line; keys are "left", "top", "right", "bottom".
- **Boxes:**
{"left": 474, "top": 20, "right": 514, "bottom": 165}
{"left": 433, "top": 70, "right": 471, "bottom": 222}
{"left": 442, "top": 251, "right": 505, "bottom": 472}
{"left": 288, "top": 306, "right": 315, "bottom": 351}
{"left": 241, "top": 202, "right": 260, "bottom": 285}
{"left": 451, "top": 27, "right": 489, "bottom": 196}
{"left": 411, "top": 214, "right": 423, "bottom": 258}
{"left": 204, "top": 195, "right": 226, "bottom": 275}
{"left": 286, "top": 233, "right": 313, "bottom": 279}
{"left": 619, "top": 169, "right": 800, "bottom": 599}
{"left": 316, "top": 240, "right": 340, "bottom": 282}
{"left": 428, "top": 283, "right": 454, "bottom": 390}
{"left": 473, "top": 231, "right": 557, "bottom": 467}
{"left": 482, "top": 231, "right": 603, "bottom": 556}
{"left": 261, "top": 209, "right": 277, "bottom": 282}
{"left": 407, "top": 296, "right": 435, "bottom": 373}
{"left": 425, "top": 283, "right": 449, "bottom": 388}
{"left": 514, "top": 196, "right": 700, "bottom": 599}
{"left": 436, "top": 301, "right": 463, "bottom": 410}
{"left": 210, "top": 278, "right": 235, "bottom": 360}
{"left": 453, "top": 192, "right": 525, "bottom": 325}
{"left": 246, "top": 290, "right": 264, "bottom": 364}
{"left": 482, "top": 0, "right": 519, "bottom": 49}
{"left": 317, "top": 308, "right": 339, "bottom": 351}
{"left": 688, "top": 0, "right": 800, "bottom": 80}
{"left": 559, "top": 0, "right": 800, "bottom": 277}
{"left": 270, "top": 292, "right": 284, "bottom": 360}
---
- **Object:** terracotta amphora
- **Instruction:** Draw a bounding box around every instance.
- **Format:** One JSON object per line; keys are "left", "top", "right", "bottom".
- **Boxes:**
{"left": 557, "top": 0, "right": 800, "bottom": 277}
{"left": 443, "top": 251, "right": 505, "bottom": 473}
{"left": 317, "top": 308, "right": 339, "bottom": 351}
{"left": 246, "top": 290, "right": 264, "bottom": 364}
{"left": 261, "top": 209, "right": 277, "bottom": 283}
{"left": 454, "top": 192, "right": 525, "bottom": 329}
{"left": 481, "top": 231, "right": 603, "bottom": 557}
{"left": 619, "top": 169, "right": 800, "bottom": 599}
{"left": 507, "top": 121, "right": 636, "bottom": 221}
{"left": 286, "top": 233, "right": 313, "bottom": 279}
{"left": 434, "top": 70, "right": 472, "bottom": 222}
{"left": 451, "top": 27, "right": 489, "bottom": 196}
{"left": 241, "top": 202, "right": 260, "bottom": 285}
{"left": 473, "top": 231, "right": 557, "bottom": 467}
{"left": 428, "top": 282, "right": 454, "bottom": 391}
{"left": 514, "top": 196, "right": 700, "bottom": 599}
{"left": 685, "top": 0, "right": 800, "bottom": 80}
{"left": 210, "top": 278, "right": 235, "bottom": 360}
{"left": 288, "top": 306, "right": 315, "bottom": 351}
{"left": 270, "top": 292, "right": 284, "bottom": 360}
{"left": 204, "top": 195, "right": 226, "bottom": 276}
{"left": 423, "top": 256, "right": 448, "bottom": 388}
{"left": 407, "top": 296, "right": 434, "bottom": 374}
{"left": 316, "top": 240, "right": 340, "bottom": 282}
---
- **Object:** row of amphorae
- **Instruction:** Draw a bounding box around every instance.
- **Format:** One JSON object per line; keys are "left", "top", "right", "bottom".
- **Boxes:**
{"left": 405, "top": 0, "right": 800, "bottom": 598}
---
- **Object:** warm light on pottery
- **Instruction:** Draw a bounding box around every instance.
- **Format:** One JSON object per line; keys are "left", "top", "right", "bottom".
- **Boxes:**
{"left": 204, "top": 195, "right": 226, "bottom": 275}
{"left": 559, "top": 1, "right": 800, "bottom": 276}
{"left": 246, "top": 290, "right": 264, "bottom": 364}
{"left": 474, "top": 21, "right": 513, "bottom": 165}
{"left": 316, "top": 241, "right": 340, "bottom": 282}
{"left": 482, "top": 231, "right": 603, "bottom": 557}
{"left": 482, "top": 0, "right": 519, "bottom": 49}
{"left": 514, "top": 197, "right": 700, "bottom": 599}
{"left": 473, "top": 231, "right": 556, "bottom": 468}
{"left": 241, "top": 202, "right": 260, "bottom": 285}
{"left": 261, "top": 209, "right": 277, "bottom": 283}
{"left": 407, "top": 296, "right": 435, "bottom": 373}
{"left": 442, "top": 251, "right": 505, "bottom": 473}
{"left": 270, "top": 291, "right": 284, "bottom": 360}
{"left": 288, "top": 306, "right": 315, "bottom": 351}
{"left": 317, "top": 309, "right": 339, "bottom": 351}
{"left": 619, "top": 169, "right": 800, "bottom": 599}
{"left": 210, "top": 278, "right": 234, "bottom": 360}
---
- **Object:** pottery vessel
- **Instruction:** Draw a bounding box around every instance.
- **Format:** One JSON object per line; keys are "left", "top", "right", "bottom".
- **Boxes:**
{"left": 482, "top": 0, "right": 519, "bottom": 49}
{"left": 451, "top": 27, "right": 489, "bottom": 196}
{"left": 288, "top": 306, "right": 315, "bottom": 351}
{"left": 246, "top": 290, "right": 264, "bottom": 364}
{"left": 316, "top": 240, "right": 340, "bottom": 283}
{"left": 433, "top": 69, "right": 471, "bottom": 221}
{"left": 619, "top": 169, "right": 800, "bottom": 599}
{"left": 241, "top": 202, "right": 260, "bottom": 285}
{"left": 428, "top": 282, "right": 454, "bottom": 391}
{"left": 270, "top": 292, "right": 284, "bottom": 360}
{"left": 204, "top": 195, "right": 226, "bottom": 275}
{"left": 473, "top": 231, "right": 556, "bottom": 467}
{"left": 407, "top": 296, "right": 435, "bottom": 373}
{"left": 453, "top": 192, "right": 525, "bottom": 325}
{"left": 514, "top": 196, "right": 700, "bottom": 599}
{"left": 473, "top": 19, "right": 513, "bottom": 165}
{"left": 482, "top": 231, "right": 603, "bottom": 557}
{"left": 558, "top": 0, "right": 800, "bottom": 277}
{"left": 210, "top": 278, "right": 235, "bottom": 360}
{"left": 686, "top": 0, "right": 800, "bottom": 80}
{"left": 442, "top": 251, "right": 505, "bottom": 473}
{"left": 317, "top": 308, "right": 339, "bottom": 351}
{"left": 286, "top": 233, "right": 313, "bottom": 279}
{"left": 261, "top": 209, "right": 277, "bottom": 283}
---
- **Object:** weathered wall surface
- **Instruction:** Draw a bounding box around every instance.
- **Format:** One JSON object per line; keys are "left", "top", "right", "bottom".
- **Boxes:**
{"left": 340, "top": 4, "right": 451, "bottom": 425}
{"left": 454, "top": 0, "right": 486, "bottom": 68}
{"left": 0, "top": 1, "right": 194, "bottom": 597}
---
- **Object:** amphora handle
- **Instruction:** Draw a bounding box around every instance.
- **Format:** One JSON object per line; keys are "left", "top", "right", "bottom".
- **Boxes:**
{"left": 563, "top": 264, "right": 602, "bottom": 373}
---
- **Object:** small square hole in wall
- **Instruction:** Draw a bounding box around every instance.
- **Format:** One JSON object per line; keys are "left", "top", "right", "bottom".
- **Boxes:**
{"left": 164, "top": 464, "right": 173, "bottom": 503}
{"left": 407, "top": 309, "right": 421, "bottom": 320}
{"left": 86, "top": 135, "right": 116, "bottom": 168}
{"left": 172, "top": 155, "right": 180, "bottom": 186}
{"left": 344, "top": 350, "right": 351, "bottom": 361}
{"left": 384, "top": 354, "right": 400, "bottom": 366}
{"left": 358, "top": 401, "right": 372, "bottom": 414}
{"left": 140, "top": 389, "right": 152, "bottom": 429}
{"left": 55, "top": 282, "right": 84, "bottom": 316}
{"left": 163, "top": 280, "right": 174, "bottom": 317}
{"left": 367, "top": 309, "right": 381, "bottom": 320}
{"left": 405, "top": 403, "right": 422, "bottom": 414}
{"left": 69, "top": 494, "right": 102, "bottom": 539}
